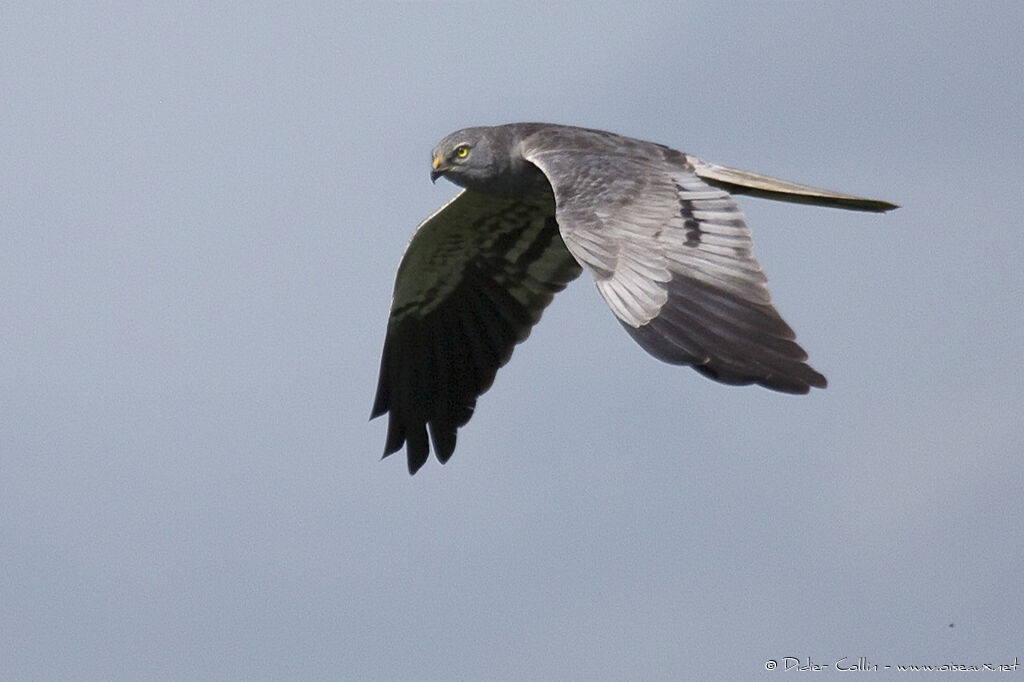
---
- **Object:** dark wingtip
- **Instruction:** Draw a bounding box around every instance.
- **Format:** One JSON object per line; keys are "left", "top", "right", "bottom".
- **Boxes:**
{"left": 407, "top": 454, "right": 427, "bottom": 476}
{"left": 865, "top": 199, "right": 900, "bottom": 213}
{"left": 404, "top": 424, "right": 430, "bottom": 475}
{"left": 805, "top": 366, "right": 828, "bottom": 390}
{"left": 428, "top": 421, "right": 457, "bottom": 465}
{"left": 763, "top": 365, "right": 827, "bottom": 394}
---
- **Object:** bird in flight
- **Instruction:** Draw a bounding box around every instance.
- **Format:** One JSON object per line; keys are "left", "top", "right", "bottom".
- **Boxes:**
{"left": 372, "top": 123, "right": 897, "bottom": 474}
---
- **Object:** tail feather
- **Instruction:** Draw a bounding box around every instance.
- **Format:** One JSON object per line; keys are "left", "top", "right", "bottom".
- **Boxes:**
{"left": 691, "top": 160, "right": 899, "bottom": 213}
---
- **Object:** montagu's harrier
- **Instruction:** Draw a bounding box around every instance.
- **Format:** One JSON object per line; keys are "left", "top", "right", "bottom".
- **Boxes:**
{"left": 372, "top": 123, "right": 896, "bottom": 474}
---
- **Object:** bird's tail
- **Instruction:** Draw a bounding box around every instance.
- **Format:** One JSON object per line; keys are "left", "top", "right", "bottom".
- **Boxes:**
{"left": 691, "top": 159, "right": 898, "bottom": 213}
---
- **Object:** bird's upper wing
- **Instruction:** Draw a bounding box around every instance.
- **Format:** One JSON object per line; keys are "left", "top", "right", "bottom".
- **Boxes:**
{"left": 372, "top": 189, "right": 582, "bottom": 474}
{"left": 521, "top": 128, "right": 840, "bottom": 393}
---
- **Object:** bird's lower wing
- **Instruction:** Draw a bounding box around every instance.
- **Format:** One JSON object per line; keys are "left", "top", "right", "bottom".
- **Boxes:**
{"left": 372, "top": 189, "right": 582, "bottom": 474}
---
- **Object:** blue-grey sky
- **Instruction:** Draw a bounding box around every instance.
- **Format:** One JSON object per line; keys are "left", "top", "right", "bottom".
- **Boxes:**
{"left": 3, "top": 2, "right": 1023, "bottom": 680}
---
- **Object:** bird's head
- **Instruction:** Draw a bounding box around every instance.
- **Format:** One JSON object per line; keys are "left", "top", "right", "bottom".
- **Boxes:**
{"left": 429, "top": 124, "right": 550, "bottom": 198}
{"left": 430, "top": 127, "right": 499, "bottom": 188}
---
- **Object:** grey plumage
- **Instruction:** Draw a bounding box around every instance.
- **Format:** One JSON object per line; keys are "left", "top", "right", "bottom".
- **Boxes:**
{"left": 372, "top": 123, "right": 897, "bottom": 474}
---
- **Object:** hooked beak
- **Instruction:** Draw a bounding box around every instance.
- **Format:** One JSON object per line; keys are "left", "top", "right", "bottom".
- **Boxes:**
{"left": 430, "top": 155, "right": 449, "bottom": 183}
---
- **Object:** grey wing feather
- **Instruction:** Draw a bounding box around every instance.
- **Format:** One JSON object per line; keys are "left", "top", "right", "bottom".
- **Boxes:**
{"left": 372, "top": 189, "right": 582, "bottom": 473}
{"left": 521, "top": 130, "right": 830, "bottom": 393}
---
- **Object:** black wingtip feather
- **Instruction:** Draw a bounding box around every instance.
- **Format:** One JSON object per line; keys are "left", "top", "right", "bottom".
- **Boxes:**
{"left": 428, "top": 421, "right": 457, "bottom": 464}
{"left": 370, "top": 340, "right": 392, "bottom": 420}
{"left": 405, "top": 424, "right": 429, "bottom": 475}
{"left": 382, "top": 413, "right": 406, "bottom": 457}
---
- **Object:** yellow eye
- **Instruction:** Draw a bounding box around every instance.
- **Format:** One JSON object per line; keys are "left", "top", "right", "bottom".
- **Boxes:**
{"left": 454, "top": 145, "right": 470, "bottom": 158}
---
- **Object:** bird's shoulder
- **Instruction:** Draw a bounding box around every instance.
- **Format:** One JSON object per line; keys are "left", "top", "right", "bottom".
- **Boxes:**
{"left": 510, "top": 123, "right": 688, "bottom": 166}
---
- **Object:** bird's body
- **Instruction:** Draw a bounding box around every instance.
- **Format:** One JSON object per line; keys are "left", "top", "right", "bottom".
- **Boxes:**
{"left": 373, "top": 123, "right": 896, "bottom": 474}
